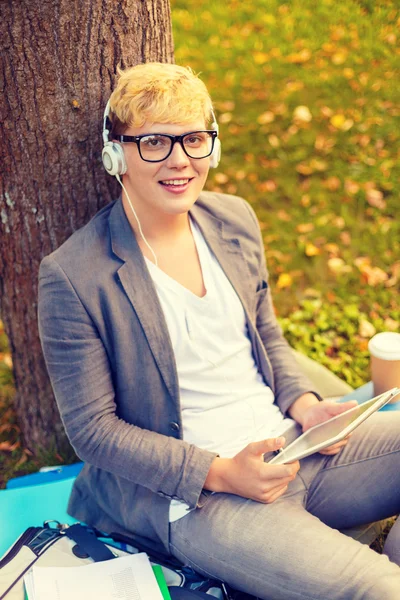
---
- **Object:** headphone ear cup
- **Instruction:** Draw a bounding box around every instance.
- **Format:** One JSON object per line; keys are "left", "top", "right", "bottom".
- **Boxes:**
{"left": 102, "top": 142, "right": 127, "bottom": 176}
{"left": 209, "top": 138, "right": 221, "bottom": 169}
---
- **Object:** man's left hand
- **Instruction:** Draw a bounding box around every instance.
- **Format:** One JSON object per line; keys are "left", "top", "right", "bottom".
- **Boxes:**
{"left": 301, "top": 400, "right": 358, "bottom": 455}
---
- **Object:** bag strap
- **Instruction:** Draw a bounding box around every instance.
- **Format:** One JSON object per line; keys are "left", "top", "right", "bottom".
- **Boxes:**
{"left": 64, "top": 524, "right": 115, "bottom": 562}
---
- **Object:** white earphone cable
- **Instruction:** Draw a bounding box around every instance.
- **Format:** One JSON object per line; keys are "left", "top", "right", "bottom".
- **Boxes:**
{"left": 116, "top": 174, "right": 159, "bottom": 268}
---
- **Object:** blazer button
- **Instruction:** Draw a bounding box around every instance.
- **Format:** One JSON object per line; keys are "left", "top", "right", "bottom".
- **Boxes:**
{"left": 169, "top": 422, "right": 180, "bottom": 432}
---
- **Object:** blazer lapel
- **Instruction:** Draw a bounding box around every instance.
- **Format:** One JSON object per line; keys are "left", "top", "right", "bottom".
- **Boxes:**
{"left": 191, "top": 197, "right": 275, "bottom": 391}
{"left": 108, "top": 200, "right": 180, "bottom": 403}
{"left": 190, "top": 200, "right": 254, "bottom": 314}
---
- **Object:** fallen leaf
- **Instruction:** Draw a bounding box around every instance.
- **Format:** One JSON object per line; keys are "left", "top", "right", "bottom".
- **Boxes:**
{"left": 345, "top": 179, "right": 360, "bottom": 194}
{"left": 304, "top": 288, "right": 321, "bottom": 298}
{"left": 3, "top": 353, "right": 12, "bottom": 368}
{"left": 257, "top": 111, "right": 275, "bottom": 124}
{"left": 0, "top": 422, "right": 20, "bottom": 434}
{"left": 259, "top": 180, "right": 277, "bottom": 192}
{"left": 277, "top": 209, "right": 290, "bottom": 221}
{"left": 357, "top": 339, "right": 369, "bottom": 352}
{"left": 0, "top": 423, "right": 20, "bottom": 452}
{"left": 285, "top": 80, "right": 304, "bottom": 92}
{"left": 340, "top": 231, "right": 352, "bottom": 245}
{"left": 385, "top": 33, "right": 397, "bottom": 45}
{"left": 305, "top": 243, "right": 321, "bottom": 257}
{"left": 343, "top": 68, "right": 355, "bottom": 78}
{"left": 333, "top": 216, "right": 345, "bottom": 229}
{"left": 321, "top": 106, "right": 334, "bottom": 118}
{"left": 0, "top": 440, "right": 20, "bottom": 451}
{"left": 296, "top": 223, "right": 314, "bottom": 233}
{"left": 384, "top": 318, "right": 399, "bottom": 331}
{"left": 235, "top": 170, "right": 246, "bottom": 181}
{"left": 366, "top": 189, "right": 386, "bottom": 210}
{"left": 309, "top": 158, "right": 328, "bottom": 172}
{"left": 323, "top": 176, "right": 341, "bottom": 191}
{"left": 330, "top": 114, "right": 354, "bottom": 130}
{"left": 327, "top": 257, "right": 352, "bottom": 275}
{"left": 359, "top": 320, "right": 376, "bottom": 338}
{"left": 214, "top": 173, "right": 229, "bottom": 184}
{"left": 331, "top": 26, "right": 346, "bottom": 41}
{"left": 296, "top": 163, "right": 313, "bottom": 175}
{"left": 268, "top": 134, "right": 280, "bottom": 148}
{"left": 315, "top": 135, "right": 336, "bottom": 152}
{"left": 276, "top": 273, "right": 293, "bottom": 289}
{"left": 366, "top": 267, "right": 389, "bottom": 286}
{"left": 293, "top": 105, "right": 312, "bottom": 122}
{"left": 354, "top": 256, "right": 371, "bottom": 270}
{"left": 219, "top": 112, "right": 232, "bottom": 124}
{"left": 286, "top": 49, "right": 312, "bottom": 64}
{"left": 216, "top": 101, "right": 235, "bottom": 112}
{"left": 324, "top": 243, "right": 340, "bottom": 255}
{"left": 332, "top": 51, "right": 347, "bottom": 65}
{"left": 330, "top": 114, "right": 346, "bottom": 128}
{"left": 253, "top": 51, "right": 270, "bottom": 64}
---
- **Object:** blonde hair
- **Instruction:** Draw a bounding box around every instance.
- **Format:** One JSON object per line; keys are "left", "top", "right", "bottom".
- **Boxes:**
{"left": 109, "top": 63, "right": 213, "bottom": 133}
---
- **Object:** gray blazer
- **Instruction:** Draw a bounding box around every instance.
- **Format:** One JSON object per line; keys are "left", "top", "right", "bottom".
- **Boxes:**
{"left": 38, "top": 192, "right": 316, "bottom": 553}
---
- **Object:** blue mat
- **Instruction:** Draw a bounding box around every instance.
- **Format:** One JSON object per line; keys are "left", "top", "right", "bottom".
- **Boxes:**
{"left": 0, "top": 477, "right": 78, "bottom": 557}
{"left": 6, "top": 463, "right": 84, "bottom": 489}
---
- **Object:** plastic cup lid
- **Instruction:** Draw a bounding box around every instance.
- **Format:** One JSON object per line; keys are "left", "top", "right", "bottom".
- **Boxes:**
{"left": 368, "top": 332, "right": 400, "bottom": 361}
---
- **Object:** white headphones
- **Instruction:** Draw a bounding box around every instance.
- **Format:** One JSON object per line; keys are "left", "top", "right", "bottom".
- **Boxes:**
{"left": 101, "top": 99, "right": 222, "bottom": 176}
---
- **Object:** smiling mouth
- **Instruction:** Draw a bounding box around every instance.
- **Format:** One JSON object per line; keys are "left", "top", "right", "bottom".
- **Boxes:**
{"left": 159, "top": 178, "right": 193, "bottom": 187}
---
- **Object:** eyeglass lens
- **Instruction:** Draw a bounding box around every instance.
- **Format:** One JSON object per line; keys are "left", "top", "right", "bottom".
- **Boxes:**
{"left": 139, "top": 132, "right": 214, "bottom": 161}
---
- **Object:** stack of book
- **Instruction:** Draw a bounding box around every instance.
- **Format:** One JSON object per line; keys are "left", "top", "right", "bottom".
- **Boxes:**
{"left": 24, "top": 552, "right": 171, "bottom": 600}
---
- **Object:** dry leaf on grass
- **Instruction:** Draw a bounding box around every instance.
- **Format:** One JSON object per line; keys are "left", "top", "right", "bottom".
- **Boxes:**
{"left": 0, "top": 423, "right": 20, "bottom": 452}
{"left": 359, "top": 320, "right": 376, "bottom": 338}
{"left": 276, "top": 273, "right": 293, "bottom": 289}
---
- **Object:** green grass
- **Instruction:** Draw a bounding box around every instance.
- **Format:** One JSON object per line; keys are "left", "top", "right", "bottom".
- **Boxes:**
{"left": 173, "top": 0, "right": 399, "bottom": 387}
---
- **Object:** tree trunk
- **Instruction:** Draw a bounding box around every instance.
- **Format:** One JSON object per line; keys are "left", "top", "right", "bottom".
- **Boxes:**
{"left": 0, "top": 0, "right": 174, "bottom": 454}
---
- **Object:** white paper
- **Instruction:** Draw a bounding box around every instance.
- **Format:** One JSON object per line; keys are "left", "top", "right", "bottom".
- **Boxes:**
{"left": 24, "top": 553, "right": 163, "bottom": 600}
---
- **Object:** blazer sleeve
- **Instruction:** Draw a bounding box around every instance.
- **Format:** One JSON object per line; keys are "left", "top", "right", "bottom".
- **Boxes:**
{"left": 243, "top": 201, "right": 322, "bottom": 416}
{"left": 38, "top": 255, "right": 217, "bottom": 509}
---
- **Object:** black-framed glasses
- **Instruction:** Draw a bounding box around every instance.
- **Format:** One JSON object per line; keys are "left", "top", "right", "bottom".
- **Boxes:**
{"left": 113, "top": 130, "right": 218, "bottom": 162}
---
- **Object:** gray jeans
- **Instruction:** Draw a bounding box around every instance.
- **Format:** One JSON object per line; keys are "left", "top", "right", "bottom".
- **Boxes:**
{"left": 169, "top": 411, "right": 400, "bottom": 599}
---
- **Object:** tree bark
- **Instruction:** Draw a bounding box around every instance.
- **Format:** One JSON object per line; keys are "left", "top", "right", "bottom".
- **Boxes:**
{"left": 0, "top": 0, "right": 174, "bottom": 453}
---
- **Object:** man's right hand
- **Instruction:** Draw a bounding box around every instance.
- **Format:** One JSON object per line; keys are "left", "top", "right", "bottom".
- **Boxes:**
{"left": 204, "top": 437, "right": 300, "bottom": 504}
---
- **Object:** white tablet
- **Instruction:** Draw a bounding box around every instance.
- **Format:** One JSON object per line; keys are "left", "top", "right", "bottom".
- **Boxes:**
{"left": 268, "top": 387, "right": 399, "bottom": 465}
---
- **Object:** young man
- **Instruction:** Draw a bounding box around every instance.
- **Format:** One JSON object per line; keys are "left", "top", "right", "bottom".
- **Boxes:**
{"left": 38, "top": 63, "right": 400, "bottom": 599}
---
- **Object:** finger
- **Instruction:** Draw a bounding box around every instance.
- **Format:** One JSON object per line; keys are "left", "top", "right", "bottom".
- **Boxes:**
{"left": 260, "top": 474, "right": 296, "bottom": 489}
{"left": 262, "top": 484, "right": 289, "bottom": 504}
{"left": 319, "top": 440, "right": 349, "bottom": 455}
{"left": 328, "top": 400, "right": 358, "bottom": 415}
{"left": 248, "top": 436, "right": 286, "bottom": 456}
{"left": 321, "top": 441, "right": 348, "bottom": 453}
{"left": 319, "top": 433, "right": 352, "bottom": 455}
{"left": 264, "top": 461, "right": 300, "bottom": 479}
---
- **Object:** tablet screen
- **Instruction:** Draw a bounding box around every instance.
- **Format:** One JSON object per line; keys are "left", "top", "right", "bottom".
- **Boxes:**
{"left": 269, "top": 392, "right": 394, "bottom": 465}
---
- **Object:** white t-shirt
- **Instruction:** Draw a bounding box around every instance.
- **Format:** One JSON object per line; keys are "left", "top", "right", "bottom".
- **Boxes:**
{"left": 145, "top": 218, "right": 294, "bottom": 521}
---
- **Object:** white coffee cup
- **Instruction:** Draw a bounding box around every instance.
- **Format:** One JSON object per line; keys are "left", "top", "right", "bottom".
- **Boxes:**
{"left": 368, "top": 332, "right": 400, "bottom": 401}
